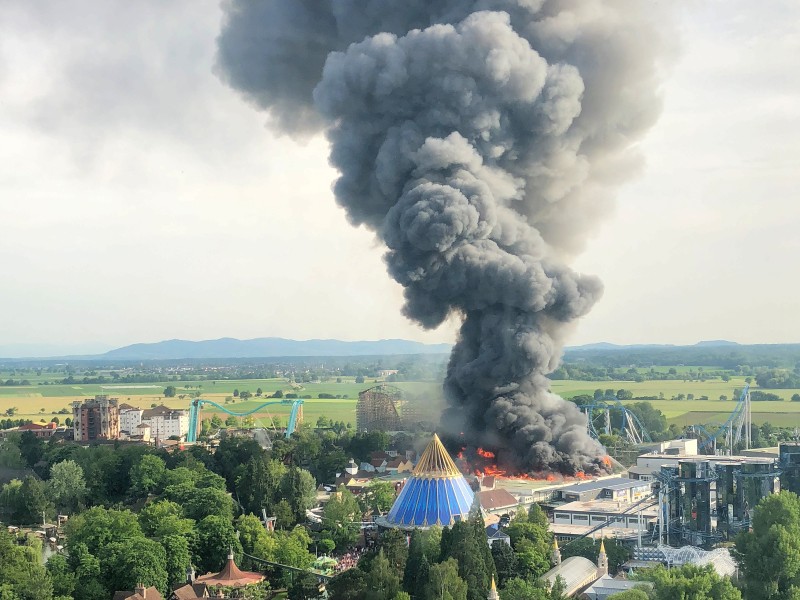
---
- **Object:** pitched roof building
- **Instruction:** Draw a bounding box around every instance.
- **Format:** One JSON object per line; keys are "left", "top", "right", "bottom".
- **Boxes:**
{"left": 113, "top": 584, "right": 164, "bottom": 600}
{"left": 378, "top": 434, "right": 474, "bottom": 529}
{"left": 195, "top": 549, "right": 264, "bottom": 589}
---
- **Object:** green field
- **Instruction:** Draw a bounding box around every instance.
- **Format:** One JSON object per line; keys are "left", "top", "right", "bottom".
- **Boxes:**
{"left": 0, "top": 377, "right": 442, "bottom": 427}
{"left": 2, "top": 372, "right": 800, "bottom": 431}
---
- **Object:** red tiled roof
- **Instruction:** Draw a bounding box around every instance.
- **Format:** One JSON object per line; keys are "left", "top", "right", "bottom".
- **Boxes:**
{"left": 113, "top": 587, "right": 164, "bottom": 600}
{"left": 171, "top": 583, "right": 209, "bottom": 600}
{"left": 196, "top": 554, "right": 263, "bottom": 587}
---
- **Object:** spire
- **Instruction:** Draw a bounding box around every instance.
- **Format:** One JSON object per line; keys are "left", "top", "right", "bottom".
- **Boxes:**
{"left": 551, "top": 538, "right": 562, "bottom": 566}
{"left": 413, "top": 433, "right": 461, "bottom": 478}
{"left": 597, "top": 537, "right": 608, "bottom": 577}
{"left": 487, "top": 576, "right": 500, "bottom": 600}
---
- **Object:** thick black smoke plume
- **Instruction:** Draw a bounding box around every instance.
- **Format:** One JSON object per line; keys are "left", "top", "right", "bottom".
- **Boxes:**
{"left": 216, "top": 1, "right": 672, "bottom": 474}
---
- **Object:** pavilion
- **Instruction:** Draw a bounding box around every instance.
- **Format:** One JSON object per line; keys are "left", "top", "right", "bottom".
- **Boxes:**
{"left": 377, "top": 433, "right": 474, "bottom": 529}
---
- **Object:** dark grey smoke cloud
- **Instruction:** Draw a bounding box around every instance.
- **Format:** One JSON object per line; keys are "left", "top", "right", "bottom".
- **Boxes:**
{"left": 217, "top": 1, "right": 672, "bottom": 474}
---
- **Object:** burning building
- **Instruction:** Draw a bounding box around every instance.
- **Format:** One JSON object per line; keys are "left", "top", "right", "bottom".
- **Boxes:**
{"left": 216, "top": 1, "right": 673, "bottom": 475}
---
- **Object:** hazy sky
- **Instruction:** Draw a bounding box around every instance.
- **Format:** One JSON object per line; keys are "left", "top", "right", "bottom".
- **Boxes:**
{"left": 1, "top": 1, "right": 798, "bottom": 356}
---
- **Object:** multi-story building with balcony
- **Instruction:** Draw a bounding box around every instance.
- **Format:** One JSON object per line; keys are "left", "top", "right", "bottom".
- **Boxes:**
{"left": 72, "top": 395, "right": 120, "bottom": 441}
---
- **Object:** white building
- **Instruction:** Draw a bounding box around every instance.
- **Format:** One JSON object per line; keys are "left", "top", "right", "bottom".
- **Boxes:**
{"left": 552, "top": 499, "right": 657, "bottom": 540}
{"left": 141, "top": 405, "right": 189, "bottom": 440}
{"left": 119, "top": 404, "right": 143, "bottom": 434}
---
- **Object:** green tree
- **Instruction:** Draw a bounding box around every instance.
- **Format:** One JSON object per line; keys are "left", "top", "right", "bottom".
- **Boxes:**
{"left": 0, "top": 527, "right": 54, "bottom": 600}
{"left": 139, "top": 500, "right": 194, "bottom": 537}
{"left": 103, "top": 537, "right": 168, "bottom": 595}
{"left": 735, "top": 491, "right": 800, "bottom": 600}
{"left": 503, "top": 512, "right": 551, "bottom": 579}
{"left": 281, "top": 466, "right": 317, "bottom": 524}
{"left": 195, "top": 515, "right": 242, "bottom": 574}
{"left": 46, "top": 553, "right": 76, "bottom": 598}
{"left": 528, "top": 503, "right": 549, "bottom": 527}
{"left": 606, "top": 591, "right": 650, "bottom": 600}
{"left": 129, "top": 454, "right": 166, "bottom": 497}
{"left": 236, "top": 514, "right": 279, "bottom": 568}
{"left": 499, "top": 577, "right": 552, "bottom": 600}
{"left": 17, "top": 431, "right": 44, "bottom": 468}
{"left": 275, "top": 526, "right": 315, "bottom": 571}
{"left": 236, "top": 456, "right": 287, "bottom": 517}
{"left": 491, "top": 542, "right": 521, "bottom": 586}
{"left": 364, "top": 549, "right": 401, "bottom": 600}
{"left": 49, "top": 459, "right": 87, "bottom": 513}
{"left": 645, "top": 564, "right": 741, "bottom": 600}
{"left": 13, "top": 475, "right": 54, "bottom": 524}
{"left": 440, "top": 517, "right": 495, "bottom": 600}
{"left": 361, "top": 480, "right": 396, "bottom": 515}
{"left": 161, "top": 534, "right": 192, "bottom": 589}
{"left": 66, "top": 507, "right": 143, "bottom": 557}
{"left": 423, "top": 558, "right": 467, "bottom": 600}
{"left": 378, "top": 529, "right": 409, "bottom": 574}
{"left": 67, "top": 543, "right": 106, "bottom": 600}
{"left": 262, "top": 498, "right": 289, "bottom": 529}
{"left": 561, "top": 538, "right": 630, "bottom": 574}
{"left": 327, "top": 568, "right": 367, "bottom": 600}
{"left": 288, "top": 572, "right": 321, "bottom": 600}
{"left": 163, "top": 386, "right": 177, "bottom": 398}
{"left": 322, "top": 486, "right": 361, "bottom": 550}
{"left": 404, "top": 530, "right": 425, "bottom": 593}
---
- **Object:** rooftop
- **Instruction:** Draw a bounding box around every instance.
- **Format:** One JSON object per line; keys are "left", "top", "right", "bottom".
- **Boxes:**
{"left": 196, "top": 550, "right": 264, "bottom": 587}
{"left": 550, "top": 523, "right": 649, "bottom": 539}
{"left": 555, "top": 499, "right": 658, "bottom": 518}
{"left": 560, "top": 477, "right": 649, "bottom": 494}
{"left": 476, "top": 489, "right": 519, "bottom": 511}
{"left": 541, "top": 556, "right": 599, "bottom": 596}
{"left": 382, "top": 434, "right": 474, "bottom": 528}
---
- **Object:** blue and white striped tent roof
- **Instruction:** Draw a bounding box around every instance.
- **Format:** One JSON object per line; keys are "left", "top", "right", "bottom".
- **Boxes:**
{"left": 384, "top": 434, "right": 474, "bottom": 528}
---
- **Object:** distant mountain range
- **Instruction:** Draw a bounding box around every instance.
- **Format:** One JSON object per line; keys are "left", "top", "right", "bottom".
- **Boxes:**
{"left": 99, "top": 337, "right": 453, "bottom": 360}
{"left": 0, "top": 337, "right": 750, "bottom": 361}
{"left": 564, "top": 340, "right": 739, "bottom": 352}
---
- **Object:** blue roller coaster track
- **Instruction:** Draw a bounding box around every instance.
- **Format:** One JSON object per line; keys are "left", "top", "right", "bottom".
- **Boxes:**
{"left": 580, "top": 400, "right": 653, "bottom": 444}
{"left": 688, "top": 384, "right": 751, "bottom": 453}
{"left": 186, "top": 398, "right": 304, "bottom": 443}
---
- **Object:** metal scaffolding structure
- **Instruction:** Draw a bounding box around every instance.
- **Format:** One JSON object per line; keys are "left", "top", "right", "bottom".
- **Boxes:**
{"left": 356, "top": 384, "right": 403, "bottom": 432}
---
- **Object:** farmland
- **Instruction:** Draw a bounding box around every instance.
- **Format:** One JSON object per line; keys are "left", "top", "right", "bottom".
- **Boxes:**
{"left": 0, "top": 375, "right": 442, "bottom": 427}
{"left": 3, "top": 366, "right": 800, "bottom": 431}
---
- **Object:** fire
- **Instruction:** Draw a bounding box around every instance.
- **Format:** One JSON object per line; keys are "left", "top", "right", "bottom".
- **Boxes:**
{"left": 602, "top": 455, "right": 612, "bottom": 467}
{"left": 476, "top": 448, "right": 495, "bottom": 459}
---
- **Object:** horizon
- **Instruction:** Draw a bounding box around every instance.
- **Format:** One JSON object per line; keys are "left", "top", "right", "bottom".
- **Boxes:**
{"left": 2, "top": 3, "right": 799, "bottom": 350}
{"left": 0, "top": 335, "right": 794, "bottom": 360}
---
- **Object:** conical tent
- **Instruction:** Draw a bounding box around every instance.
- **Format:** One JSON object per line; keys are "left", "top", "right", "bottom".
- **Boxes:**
{"left": 384, "top": 433, "right": 474, "bottom": 528}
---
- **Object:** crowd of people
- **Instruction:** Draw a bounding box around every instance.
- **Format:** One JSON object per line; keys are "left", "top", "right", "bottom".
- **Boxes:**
{"left": 334, "top": 547, "right": 365, "bottom": 573}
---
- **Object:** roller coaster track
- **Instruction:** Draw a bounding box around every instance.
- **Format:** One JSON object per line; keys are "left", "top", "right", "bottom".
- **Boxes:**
{"left": 186, "top": 398, "right": 304, "bottom": 442}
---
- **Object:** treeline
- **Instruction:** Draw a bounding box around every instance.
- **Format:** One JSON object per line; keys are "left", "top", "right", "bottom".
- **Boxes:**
{"left": 563, "top": 343, "right": 800, "bottom": 371}
{"left": 551, "top": 364, "right": 732, "bottom": 383}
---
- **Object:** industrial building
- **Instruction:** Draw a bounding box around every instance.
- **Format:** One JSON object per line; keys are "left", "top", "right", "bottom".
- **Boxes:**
{"left": 649, "top": 455, "right": 781, "bottom": 547}
{"left": 72, "top": 395, "right": 120, "bottom": 441}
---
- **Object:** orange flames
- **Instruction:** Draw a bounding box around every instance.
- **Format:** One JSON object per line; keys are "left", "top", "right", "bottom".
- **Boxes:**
{"left": 602, "top": 455, "right": 612, "bottom": 468}
{"left": 456, "top": 445, "right": 599, "bottom": 483}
